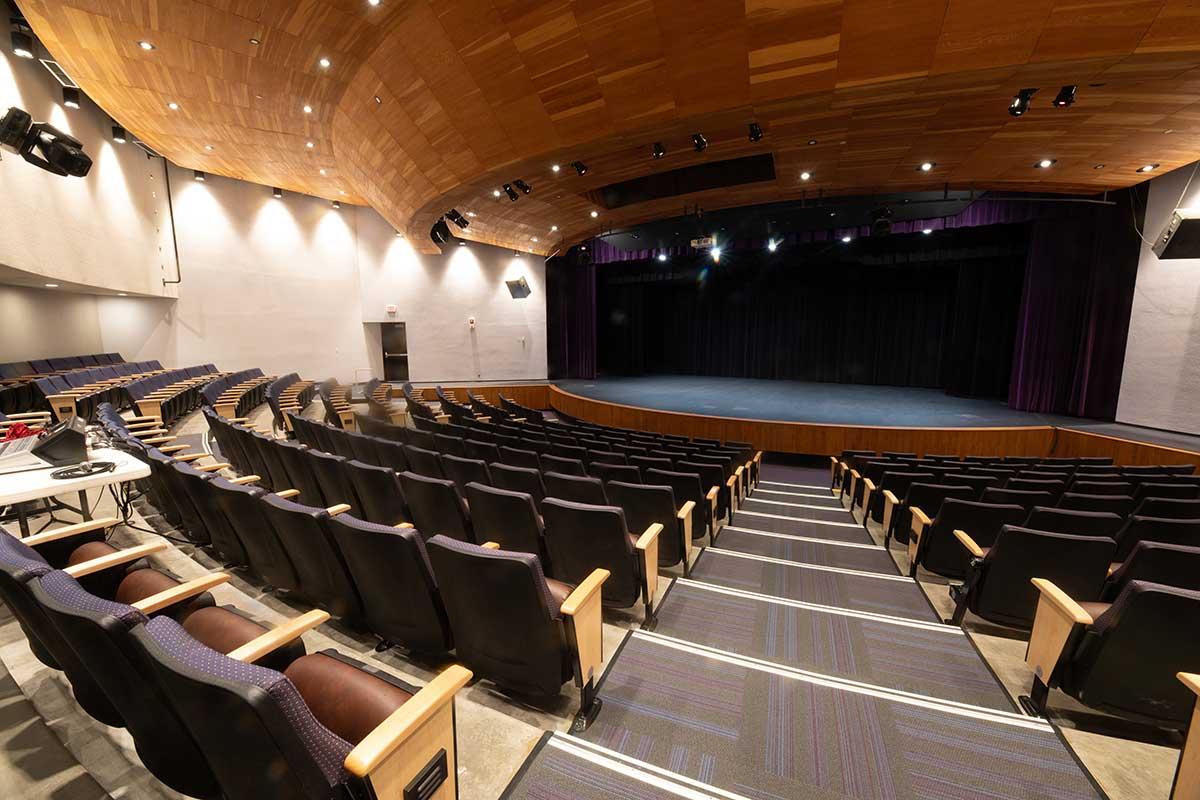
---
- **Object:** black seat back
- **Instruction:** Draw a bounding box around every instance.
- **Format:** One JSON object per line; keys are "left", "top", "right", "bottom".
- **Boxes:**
{"left": 606, "top": 480, "right": 684, "bottom": 567}
{"left": 368, "top": 437, "right": 409, "bottom": 474}
{"left": 464, "top": 439, "right": 502, "bottom": 464}
{"left": 543, "top": 471, "right": 607, "bottom": 505}
{"left": 1132, "top": 497, "right": 1200, "bottom": 519}
{"left": 1007, "top": 478, "right": 1066, "bottom": 501}
{"left": 981, "top": 487, "right": 1053, "bottom": 511}
{"left": 260, "top": 496, "right": 363, "bottom": 620}
{"left": 209, "top": 478, "right": 300, "bottom": 591}
{"left": 341, "top": 459, "right": 409, "bottom": 526}
{"left": 441, "top": 454, "right": 492, "bottom": 494}
{"left": 398, "top": 471, "right": 473, "bottom": 542}
{"left": 489, "top": 463, "right": 546, "bottom": 509}
{"left": 1021, "top": 507, "right": 1123, "bottom": 538}
{"left": 1103, "top": 542, "right": 1200, "bottom": 601}
{"left": 539, "top": 454, "right": 587, "bottom": 476}
{"left": 1134, "top": 482, "right": 1200, "bottom": 503}
{"left": 465, "top": 483, "right": 545, "bottom": 558}
{"left": 402, "top": 445, "right": 445, "bottom": 479}
{"left": 1057, "top": 492, "right": 1135, "bottom": 517}
{"left": 1069, "top": 480, "right": 1134, "bottom": 497}
{"left": 645, "top": 467, "right": 707, "bottom": 535}
{"left": 919, "top": 500, "right": 1026, "bottom": 578}
{"left": 541, "top": 499, "right": 639, "bottom": 608}
{"left": 590, "top": 462, "right": 642, "bottom": 485}
{"left": 274, "top": 441, "right": 326, "bottom": 506}
{"left": 304, "top": 449, "right": 358, "bottom": 508}
{"left": 1113, "top": 515, "right": 1200, "bottom": 561}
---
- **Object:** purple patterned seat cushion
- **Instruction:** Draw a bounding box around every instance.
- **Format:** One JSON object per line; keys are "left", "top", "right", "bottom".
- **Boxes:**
{"left": 37, "top": 570, "right": 148, "bottom": 628}
{"left": 142, "top": 616, "right": 353, "bottom": 789}
{"left": 0, "top": 531, "right": 52, "bottom": 581}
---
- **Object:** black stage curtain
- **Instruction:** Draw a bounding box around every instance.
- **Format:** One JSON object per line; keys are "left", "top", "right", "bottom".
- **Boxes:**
{"left": 596, "top": 226, "right": 1026, "bottom": 397}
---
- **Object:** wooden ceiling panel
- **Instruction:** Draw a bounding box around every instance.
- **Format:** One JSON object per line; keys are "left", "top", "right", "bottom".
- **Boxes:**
{"left": 17, "top": 0, "right": 1200, "bottom": 256}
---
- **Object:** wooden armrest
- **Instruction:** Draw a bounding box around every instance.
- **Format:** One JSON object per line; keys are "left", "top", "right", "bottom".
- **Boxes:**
{"left": 131, "top": 573, "right": 231, "bottom": 614}
{"left": 231, "top": 475, "right": 261, "bottom": 485}
{"left": 227, "top": 609, "right": 330, "bottom": 663}
{"left": 1175, "top": 673, "right": 1200, "bottom": 800}
{"left": 274, "top": 489, "right": 301, "bottom": 499}
{"left": 4, "top": 412, "right": 51, "bottom": 420}
{"left": 229, "top": 417, "right": 250, "bottom": 423}
{"left": 435, "top": 414, "right": 450, "bottom": 423}
{"left": 196, "top": 462, "right": 231, "bottom": 472}
{"left": 22, "top": 517, "right": 120, "bottom": 548}
{"left": 480, "top": 541, "right": 501, "bottom": 550}
{"left": 63, "top": 542, "right": 167, "bottom": 578}
{"left": 636, "top": 522, "right": 663, "bottom": 606}
{"left": 953, "top": 529, "right": 984, "bottom": 559}
{"left": 143, "top": 436, "right": 176, "bottom": 445}
{"left": 561, "top": 568, "right": 609, "bottom": 691}
{"left": 132, "top": 428, "right": 169, "bottom": 438}
{"left": 325, "top": 504, "right": 351, "bottom": 516}
{"left": 343, "top": 664, "right": 473, "bottom": 796}
{"left": 158, "top": 445, "right": 190, "bottom": 454}
{"left": 394, "top": 522, "right": 414, "bottom": 529}
{"left": 880, "top": 487, "right": 898, "bottom": 532}
{"left": 125, "top": 417, "right": 163, "bottom": 424}
{"left": 475, "top": 415, "right": 491, "bottom": 423}
{"left": 511, "top": 417, "right": 526, "bottom": 423}
{"left": 1026, "top": 578, "right": 1093, "bottom": 685}
{"left": 907, "top": 506, "right": 932, "bottom": 563}
{"left": 174, "top": 453, "right": 206, "bottom": 463}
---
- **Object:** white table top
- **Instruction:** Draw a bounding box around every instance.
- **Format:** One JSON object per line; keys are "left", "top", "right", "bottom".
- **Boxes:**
{"left": 0, "top": 447, "right": 150, "bottom": 506}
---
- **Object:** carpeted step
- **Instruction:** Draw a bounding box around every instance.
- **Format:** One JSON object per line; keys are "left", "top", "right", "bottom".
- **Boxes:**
{"left": 720, "top": 510, "right": 874, "bottom": 544}
{"left": 714, "top": 527, "right": 899, "bottom": 574}
{"left": 749, "top": 486, "right": 844, "bottom": 507}
{"left": 738, "top": 497, "right": 854, "bottom": 524}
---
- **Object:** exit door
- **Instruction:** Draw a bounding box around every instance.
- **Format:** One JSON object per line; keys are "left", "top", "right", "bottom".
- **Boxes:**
{"left": 381, "top": 322, "right": 409, "bottom": 382}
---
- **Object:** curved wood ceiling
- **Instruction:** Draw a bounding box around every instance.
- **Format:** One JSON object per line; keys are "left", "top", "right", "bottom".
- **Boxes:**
{"left": 18, "top": 0, "right": 1200, "bottom": 255}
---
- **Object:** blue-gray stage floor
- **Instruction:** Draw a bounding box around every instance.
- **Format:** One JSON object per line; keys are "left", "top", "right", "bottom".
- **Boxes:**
{"left": 555, "top": 376, "right": 1200, "bottom": 452}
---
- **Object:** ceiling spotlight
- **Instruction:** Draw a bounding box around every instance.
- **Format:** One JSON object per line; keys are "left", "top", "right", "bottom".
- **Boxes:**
{"left": 11, "top": 30, "right": 34, "bottom": 59}
{"left": 118, "top": 293, "right": 127, "bottom": 296}
{"left": 1137, "top": 163, "right": 1160, "bottom": 173}
{"left": 248, "top": 38, "right": 260, "bottom": 45}
{"left": 800, "top": 171, "right": 811, "bottom": 181}
{"left": 167, "top": 101, "right": 179, "bottom": 110}
{"left": 513, "top": 179, "right": 531, "bottom": 194}
{"left": 368, "top": 0, "right": 382, "bottom": 5}
{"left": 549, "top": 164, "right": 560, "bottom": 174}
{"left": 807, "top": 139, "right": 817, "bottom": 146}
{"left": 318, "top": 57, "right": 331, "bottom": 68}
{"left": 657, "top": 253, "right": 668, "bottom": 262}
{"left": 1035, "top": 158, "right": 1056, "bottom": 169}
{"left": 922, "top": 228, "right": 933, "bottom": 235}
{"left": 44, "top": 283, "right": 59, "bottom": 288}
{"left": 590, "top": 210, "right": 599, "bottom": 218}
{"left": 531, "top": 236, "right": 539, "bottom": 243}
{"left": 503, "top": 183, "right": 519, "bottom": 201}
{"left": 193, "top": 169, "right": 205, "bottom": 182}
{"left": 918, "top": 161, "right": 935, "bottom": 172}
{"left": 446, "top": 209, "right": 469, "bottom": 229}
{"left": 710, "top": 246, "right": 721, "bottom": 262}
{"left": 652, "top": 142, "right": 666, "bottom": 160}
{"left": 767, "top": 239, "right": 777, "bottom": 252}
{"left": 430, "top": 218, "right": 452, "bottom": 244}
{"left": 204, "top": 144, "right": 214, "bottom": 151}
{"left": 458, "top": 240, "right": 466, "bottom": 247}
{"left": 306, "top": 141, "right": 314, "bottom": 149}
{"left": 112, "top": 125, "right": 127, "bottom": 143}
{"left": 1009, "top": 88, "right": 1038, "bottom": 117}
{"left": 319, "top": 168, "right": 327, "bottom": 175}
{"left": 572, "top": 161, "right": 588, "bottom": 175}
{"left": 1052, "top": 85, "right": 1077, "bottom": 108}
{"left": 1093, "top": 164, "right": 1106, "bottom": 170}
{"left": 395, "top": 230, "right": 403, "bottom": 238}
{"left": 303, "top": 104, "right": 313, "bottom": 113}
{"left": 272, "top": 187, "right": 283, "bottom": 199}
{"left": 692, "top": 133, "right": 707, "bottom": 152}
{"left": 492, "top": 189, "right": 501, "bottom": 197}
{"left": 137, "top": 40, "right": 155, "bottom": 51}
{"left": 550, "top": 225, "right": 558, "bottom": 232}
{"left": 332, "top": 200, "right": 341, "bottom": 209}
{"left": 466, "top": 211, "right": 476, "bottom": 217}
{"left": 748, "top": 122, "right": 763, "bottom": 142}
{"left": 841, "top": 235, "right": 852, "bottom": 243}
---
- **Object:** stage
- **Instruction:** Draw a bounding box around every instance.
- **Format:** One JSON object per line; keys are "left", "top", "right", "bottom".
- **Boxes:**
{"left": 553, "top": 376, "right": 1200, "bottom": 454}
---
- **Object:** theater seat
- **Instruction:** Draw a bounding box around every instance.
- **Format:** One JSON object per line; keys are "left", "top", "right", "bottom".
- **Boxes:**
{"left": 606, "top": 481, "right": 696, "bottom": 574}
{"left": 1102, "top": 542, "right": 1200, "bottom": 600}
{"left": 1021, "top": 507, "right": 1124, "bottom": 539}
{"left": 465, "top": 482, "right": 546, "bottom": 563}
{"left": 645, "top": 467, "right": 716, "bottom": 541}
{"left": 1024, "top": 579, "right": 1200, "bottom": 724}
{"left": 1112, "top": 516, "right": 1200, "bottom": 561}
{"left": 543, "top": 471, "right": 607, "bottom": 505}
{"left": 908, "top": 499, "right": 1026, "bottom": 579}
{"left": 130, "top": 613, "right": 471, "bottom": 800}
{"left": 398, "top": 471, "right": 474, "bottom": 542}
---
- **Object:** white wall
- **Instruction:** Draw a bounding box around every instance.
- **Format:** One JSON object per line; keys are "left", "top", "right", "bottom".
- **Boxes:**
{"left": 357, "top": 209, "right": 548, "bottom": 382}
{"left": 0, "top": 47, "right": 175, "bottom": 296}
{"left": 0, "top": 284, "right": 103, "bottom": 361}
{"left": 1116, "top": 162, "right": 1200, "bottom": 434}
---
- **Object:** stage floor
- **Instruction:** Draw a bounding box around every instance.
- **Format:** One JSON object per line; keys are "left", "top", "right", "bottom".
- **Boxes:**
{"left": 555, "top": 376, "right": 1200, "bottom": 451}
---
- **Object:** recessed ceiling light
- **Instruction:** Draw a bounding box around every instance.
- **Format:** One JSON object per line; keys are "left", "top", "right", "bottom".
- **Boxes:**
{"left": 303, "top": 104, "right": 312, "bottom": 113}
{"left": 44, "top": 283, "right": 59, "bottom": 288}
{"left": 922, "top": 228, "right": 933, "bottom": 235}
{"left": 319, "top": 168, "right": 327, "bottom": 175}
{"left": 204, "top": 144, "right": 214, "bottom": 151}
{"left": 1035, "top": 158, "right": 1056, "bottom": 169}
{"left": 466, "top": 211, "right": 476, "bottom": 217}
{"left": 551, "top": 164, "right": 561, "bottom": 173}
{"left": 112, "top": 125, "right": 127, "bottom": 143}
{"left": 306, "top": 141, "right": 315, "bottom": 149}
{"left": 318, "top": 57, "right": 331, "bottom": 69}
{"left": 800, "top": 171, "right": 811, "bottom": 181}
{"left": 332, "top": 200, "right": 341, "bottom": 209}
{"left": 590, "top": 210, "right": 599, "bottom": 218}
{"left": 1137, "top": 163, "right": 1160, "bottom": 173}
{"left": 368, "top": 0, "right": 381, "bottom": 5}
{"left": 374, "top": 95, "right": 382, "bottom": 104}
{"left": 340, "top": 190, "right": 346, "bottom": 195}
{"left": 167, "top": 101, "right": 179, "bottom": 110}
{"left": 550, "top": 225, "right": 558, "bottom": 232}
{"left": 272, "top": 187, "right": 283, "bottom": 199}
{"left": 657, "top": 253, "right": 668, "bottom": 262}
{"left": 767, "top": 239, "right": 777, "bottom": 252}
{"left": 1093, "top": 164, "right": 1106, "bottom": 170}
{"left": 531, "top": 236, "right": 539, "bottom": 242}
{"left": 807, "top": 139, "right": 817, "bottom": 146}
{"left": 11, "top": 30, "right": 33, "bottom": 59}
{"left": 458, "top": 240, "right": 466, "bottom": 247}
{"left": 138, "top": 40, "right": 155, "bottom": 51}
{"left": 118, "top": 293, "right": 127, "bottom": 296}
{"left": 193, "top": 170, "right": 205, "bottom": 182}
{"left": 493, "top": 189, "right": 502, "bottom": 197}
{"left": 841, "top": 235, "right": 852, "bottom": 243}
{"left": 249, "top": 38, "right": 260, "bottom": 45}
{"left": 395, "top": 230, "right": 403, "bottom": 238}
{"left": 919, "top": 161, "right": 935, "bottom": 172}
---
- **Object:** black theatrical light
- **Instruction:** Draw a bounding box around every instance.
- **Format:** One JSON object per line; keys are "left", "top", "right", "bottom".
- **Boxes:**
{"left": 331, "top": 200, "right": 341, "bottom": 209}
{"left": 748, "top": 122, "right": 763, "bottom": 142}
{"left": 272, "top": 187, "right": 283, "bottom": 198}
{"left": 0, "top": 107, "right": 91, "bottom": 177}
{"left": 503, "top": 183, "right": 519, "bottom": 201}
{"left": 513, "top": 179, "right": 531, "bottom": 194}
{"left": 1009, "top": 88, "right": 1038, "bottom": 117}
{"left": 10, "top": 28, "right": 33, "bottom": 59}
{"left": 1052, "top": 85, "right": 1077, "bottom": 108}
{"left": 62, "top": 87, "right": 81, "bottom": 109}
{"left": 193, "top": 169, "right": 205, "bottom": 181}
{"left": 112, "top": 125, "right": 127, "bottom": 143}
{"left": 571, "top": 160, "right": 587, "bottom": 175}
{"left": 430, "top": 217, "right": 452, "bottom": 245}
{"left": 446, "top": 208, "right": 469, "bottom": 229}
{"left": 692, "top": 133, "right": 707, "bottom": 152}
{"left": 652, "top": 142, "right": 666, "bottom": 159}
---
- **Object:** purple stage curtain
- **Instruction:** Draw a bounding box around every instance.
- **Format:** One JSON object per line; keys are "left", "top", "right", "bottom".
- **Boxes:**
{"left": 547, "top": 257, "right": 597, "bottom": 379}
{"left": 1007, "top": 190, "right": 1141, "bottom": 418}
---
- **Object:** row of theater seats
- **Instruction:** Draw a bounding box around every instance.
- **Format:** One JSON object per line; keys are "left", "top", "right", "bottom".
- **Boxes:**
{"left": 0, "top": 353, "right": 124, "bottom": 413}
{"left": 833, "top": 449, "right": 1200, "bottom": 726}
{"left": 200, "top": 369, "right": 271, "bottom": 419}
{"left": 2, "top": 412, "right": 473, "bottom": 800}
{"left": 33, "top": 361, "right": 164, "bottom": 420}
{"left": 104, "top": 405, "right": 625, "bottom": 713}
{"left": 124, "top": 365, "right": 223, "bottom": 426}
{"left": 265, "top": 373, "right": 316, "bottom": 431}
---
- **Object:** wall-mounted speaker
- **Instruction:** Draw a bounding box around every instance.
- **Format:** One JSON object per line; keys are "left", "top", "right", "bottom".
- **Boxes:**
{"left": 505, "top": 277, "right": 531, "bottom": 299}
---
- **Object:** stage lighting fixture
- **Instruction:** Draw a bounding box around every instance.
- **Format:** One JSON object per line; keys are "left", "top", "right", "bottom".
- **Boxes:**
{"left": 1009, "top": 88, "right": 1038, "bottom": 117}
{"left": 1052, "top": 85, "right": 1077, "bottom": 108}
{"left": 918, "top": 161, "right": 935, "bottom": 172}
{"left": 0, "top": 107, "right": 92, "bottom": 177}
{"left": 318, "top": 57, "right": 331, "bottom": 69}
{"left": 710, "top": 246, "right": 721, "bottom": 262}
{"left": 1137, "top": 163, "right": 1160, "bottom": 173}
{"left": 657, "top": 253, "right": 668, "bottom": 262}
{"left": 430, "top": 218, "right": 452, "bottom": 245}
{"left": 748, "top": 122, "right": 763, "bottom": 142}
{"left": 1035, "top": 158, "right": 1056, "bottom": 169}
{"left": 503, "top": 183, "right": 519, "bottom": 201}
{"left": 572, "top": 161, "right": 588, "bottom": 175}
{"left": 138, "top": 40, "right": 155, "bottom": 51}
{"left": 800, "top": 171, "right": 811, "bottom": 181}
{"left": 652, "top": 142, "right": 666, "bottom": 159}
{"left": 458, "top": 240, "right": 466, "bottom": 247}
{"left": 841, "top": 235, "right": 852, "bottom": 243}
{"left": 332, "top": 200, "right": 341, "bottom": 209}
{"left": 167, "top": 101, "right": 179, "bottom": 110}
{"left": 551, "top": 164, "right": 561, "bottom": 173}
{"left": 923, "top": 228, "right": 933, "bottom": 235}
{"left": 492, "top": 189, "right": 502, "bottom": 197}
{"left": 550, "top": 225, "right": 558, "bottom": 232}
{"left": 590, "top": 210, "right": 599, "bottom": 218}
{"left": 11, "top": 29, "right": 33, "bottom": 59}
{"left": 272, "top": 187, "right": 283, "bottom": 198}
{"left": 767, "top": 239, "right": 777, "bottom": 252}
{"left": 193, "top": 170, "right": 205, "bottom": 182}
{"left": 112, "top": 125, "right": 127, "bottom": 144}
{"left": 513, "top": 179, "right": 531, "bottom": 194}
{"left": 692, "top": 133, "right": 707, "bottom": 152}
{"left": 303, "top": 104, "right": 313, "bottom": 113}
{"left": 62, "top": 87, "right": 81, "bottom": 109}
{"left": 446, "top": 208, "right": 469, "bottom": 229}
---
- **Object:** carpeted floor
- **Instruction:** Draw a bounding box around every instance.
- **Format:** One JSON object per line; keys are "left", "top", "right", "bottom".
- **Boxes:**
{"left": 713, "top": 528, "right": 900, "bottom": 575}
